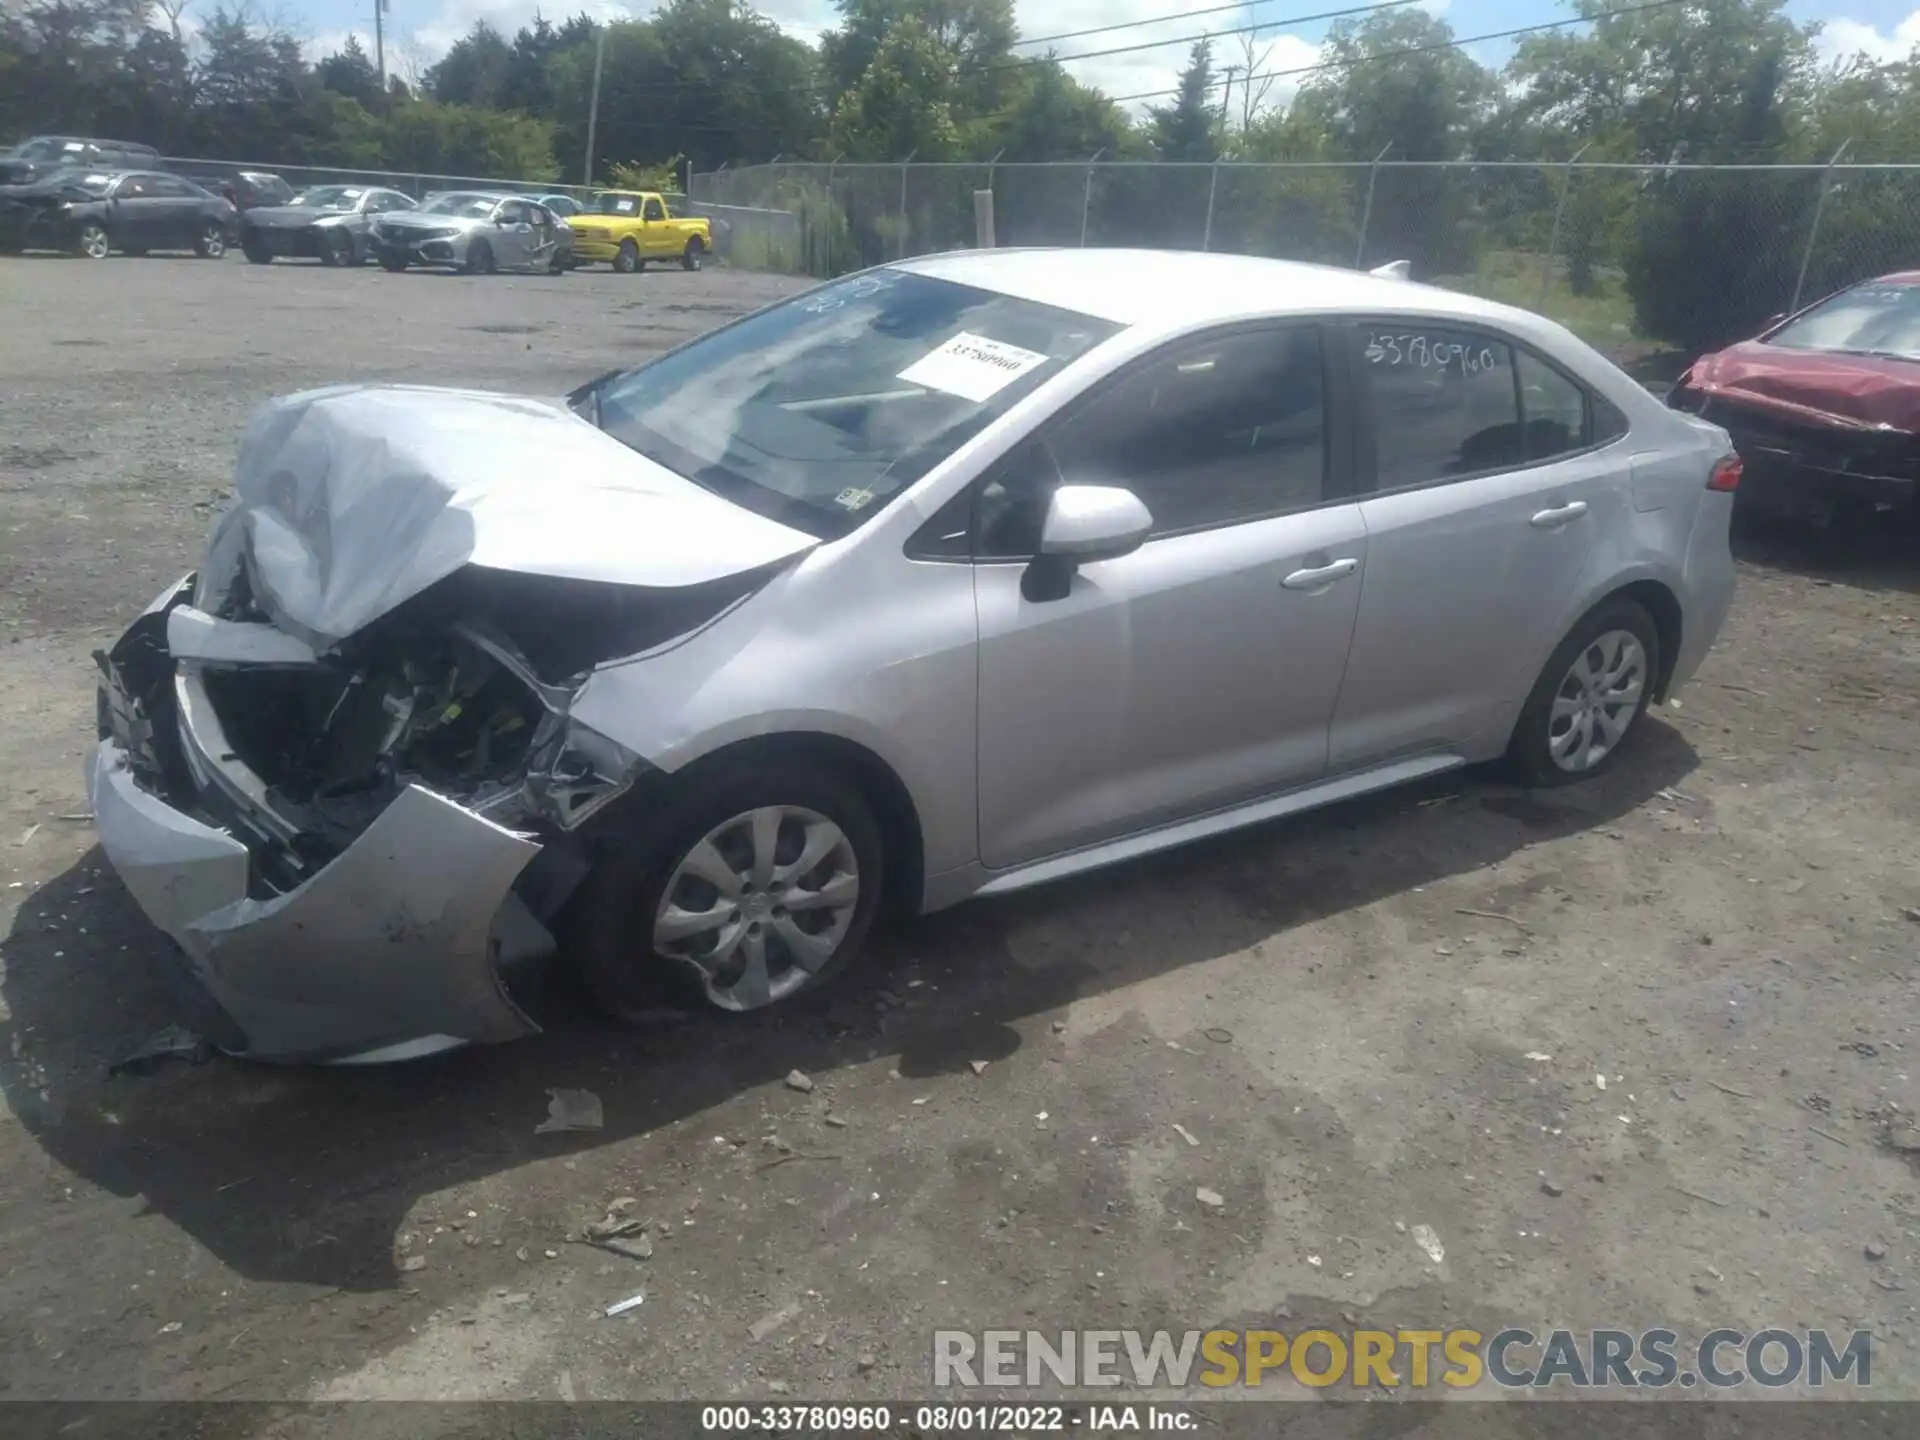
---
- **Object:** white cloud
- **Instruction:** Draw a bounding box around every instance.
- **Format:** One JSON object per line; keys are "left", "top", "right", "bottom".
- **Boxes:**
{"left": 1013, "top": 0, "right": 1325, "bottom": 115}
{"left": 1818, "top": 11, "right": 1920, "bottom": 67}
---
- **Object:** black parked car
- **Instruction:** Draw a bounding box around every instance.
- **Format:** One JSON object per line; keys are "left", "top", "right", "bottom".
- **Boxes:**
{"left": 0, "top": 136, "right": 162, "bottom": 188}
{"left": 182, "top": 169, "right": 295, "bottom": 211}
{"left": 241, "top": 184, "right": 418, "bottom": 265}
{"left": 0, "top": 170, "right": 236, "bottom": 259}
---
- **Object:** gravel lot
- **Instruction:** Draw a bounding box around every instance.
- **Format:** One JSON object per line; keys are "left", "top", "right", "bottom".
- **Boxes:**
{"left": 2, "top": 256, "right": 1919, "bottom": 1414}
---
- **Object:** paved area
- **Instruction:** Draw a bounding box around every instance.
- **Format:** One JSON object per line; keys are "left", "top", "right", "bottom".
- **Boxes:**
{"left": 1, "top": 255, "right": 1918, "bottom": 1410}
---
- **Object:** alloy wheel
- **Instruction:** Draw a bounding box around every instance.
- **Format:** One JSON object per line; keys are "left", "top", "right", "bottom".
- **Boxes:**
{"left": 79, "top": 225, "right": 109, "bottom": 260}
{"left": 651, "top": 805, "right": 860, "bottom": 1012}
{"left": 1547, "top": 629, "right": 1647, "bottom": 773}
{"left": 200, "top": 224, "right": 226, "bottom": 259}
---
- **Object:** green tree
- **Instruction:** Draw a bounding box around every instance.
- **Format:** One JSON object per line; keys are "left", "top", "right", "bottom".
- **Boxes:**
{"left": 424, "top": 21, "right": 513, "bottom": 108}
{"left": 992, "top": 57, "right": 1130, "bottom": 162}
{"left": 829, "top": 18, "right": 962, "bottom": 160}
{"left": 317, "top": 35, "right": 382, "bottom": 108}
{"left": 1148, "top": 38, "right": 1219, "bottom": 162}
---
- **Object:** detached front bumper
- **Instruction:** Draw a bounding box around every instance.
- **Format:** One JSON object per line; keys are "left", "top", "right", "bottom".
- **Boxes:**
{"left": 90, "top": 580, "right": 548, "bottom": 1064}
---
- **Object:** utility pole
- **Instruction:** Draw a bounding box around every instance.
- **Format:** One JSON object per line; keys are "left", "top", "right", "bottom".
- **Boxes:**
{"left": 373, "top": 0, "right": 387, "bottom": 105}
{"left": 584, "top": 22, "right": 607, "bottom": 187}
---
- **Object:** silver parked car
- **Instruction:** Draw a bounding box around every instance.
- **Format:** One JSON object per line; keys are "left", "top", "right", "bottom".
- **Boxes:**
{"left": 240, "top": 184, "right": 418, "bottom": 266}
{"left": 90, "top": 250, "right": 1737, "bottom": 1063}
{"left": 370, "top": 190, "right": 570, "bottom": 274}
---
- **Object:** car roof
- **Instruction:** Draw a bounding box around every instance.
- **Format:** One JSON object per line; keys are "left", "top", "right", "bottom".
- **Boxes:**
{"left": 893, "top": 248, "right": 1543, "bottom": 334}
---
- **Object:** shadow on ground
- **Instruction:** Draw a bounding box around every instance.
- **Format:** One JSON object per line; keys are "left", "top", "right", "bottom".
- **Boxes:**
{"left": 0, "top": 723, "right": 1698, "bottom": 1295}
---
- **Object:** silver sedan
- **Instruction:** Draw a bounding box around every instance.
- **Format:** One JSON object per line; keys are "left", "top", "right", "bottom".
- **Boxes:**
{"left": 90, "top": 249, "right": 1736, "bottom": 1062}
{"left": 370, "top": 190, "right": 570, "bottom": 274}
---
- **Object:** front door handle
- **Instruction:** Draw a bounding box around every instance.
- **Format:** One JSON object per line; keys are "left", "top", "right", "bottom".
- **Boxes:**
{"left": 1281, "top": 557, "right": 1359, "bottom": 591}
{"left": 1530, "top": 500, "right": 1589, "bottom": 528}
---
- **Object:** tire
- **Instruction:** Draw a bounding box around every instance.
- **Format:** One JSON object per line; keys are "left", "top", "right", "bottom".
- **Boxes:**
{"left": 612, "top": 238, "right": 640, "bottom": 274}
{"left": 682, "top": 236, "right": 705, "bottom": 271}
{"left": 1505, "top": 597, "right": 1661, "bottom": 788}
{"left": 318, "top": 229, "right": 353, "bottom": 267}
{"left": 574, "top": 760, "right": 886, "bottom": 1021}
{"left": 464, "top": 239, "right": 495, "bottom": 275}
{"left": 378, "top": 250, "right": 409, "bottom": 273}
{"left": 193, "top": 222, "right": 227, "bottom": 259}
{"left": 243, "top": 233, "right": 273, "bottom": 264}
{"left": 75, "top": 222, "right": 111, "bottom": 260}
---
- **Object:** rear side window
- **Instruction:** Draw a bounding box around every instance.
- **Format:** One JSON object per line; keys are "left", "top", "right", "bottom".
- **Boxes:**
{"left": 1361, "top": 326, "right": 1522, "bottom": 486}
{"left": 1515, "top": 349, "right": 1592, "bottom": 460}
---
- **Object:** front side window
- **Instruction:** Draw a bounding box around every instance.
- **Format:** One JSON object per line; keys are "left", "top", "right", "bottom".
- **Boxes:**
{"left": 974, "top": 326, "right": 1328, "bottom": 556}
{"left": 643, "top": 196, "right": 667, "bottom": 221}
{"left": 591, "top": 270, "right": 1120, "bottom": 539}
{"left": 1766, "top": 279, "right": 1920, "bottom": 361}
{"left": 1361, "top": 326, "right": 1522, "bottom": 486}
{"left": 113, "top": 175, "right": 152, "bottom": 199}
{"left": 147, "top": 175, "right": 195, "bottom": 198}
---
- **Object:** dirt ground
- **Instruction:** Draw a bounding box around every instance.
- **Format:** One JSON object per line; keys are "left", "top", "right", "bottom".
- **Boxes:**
{"left": 2, "top": 255, "right": 1919, "bottom": 1417}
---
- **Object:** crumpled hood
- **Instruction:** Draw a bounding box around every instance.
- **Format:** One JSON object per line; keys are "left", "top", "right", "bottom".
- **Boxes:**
{"left": 219, "top": 384, "right": 816, "bottom": 649}
{"left": 1687, "top": 341, "right": 1920, "bottom": 432}
{"left": 247, "top": 204, "right": 350, "bottom": 228}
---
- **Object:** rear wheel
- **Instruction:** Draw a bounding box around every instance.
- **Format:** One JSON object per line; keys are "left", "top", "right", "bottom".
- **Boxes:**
{"left": 193, "top": 222, "right": 227, "bottom": 259}
{"left": 574, "top": 762, "right": 884, "bottom": 1020}
{"left": 75, "top": 222, "right": 110, "bottom": 260}
{"left": 1506, "top": 598, "right": 1660, "bottom": 787}
{"left": 682, "top": 236, "right": 705, "bottom": 271}
{"left": 464, "top": 239, "right": 495, "bottom": 275}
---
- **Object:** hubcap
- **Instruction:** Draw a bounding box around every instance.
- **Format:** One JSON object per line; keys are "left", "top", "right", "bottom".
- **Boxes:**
{"left": 652, "top": 805, "right": 859, "bottom": 1012}
{"left": 1547, "top": 629, "right": 1647, "bottom": 773}
{"left": 82, "top": 228, "right": 108, "bottom": 259}
{"left": 204, "top": 228, "right": 224, "bottom": 257}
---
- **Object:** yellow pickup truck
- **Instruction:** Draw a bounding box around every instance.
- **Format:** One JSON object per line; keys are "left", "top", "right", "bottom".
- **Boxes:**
{"left": 566, "top": 190, "right": 712, "bottom": 272}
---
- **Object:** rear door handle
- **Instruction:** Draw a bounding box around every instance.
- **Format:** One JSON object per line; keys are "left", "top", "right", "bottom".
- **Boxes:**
{"left": 1281, "top": 558, "right": 1359, "bottom": 591}
{"left": 1530, "top": 500, "right": 1589, "bottom": 528}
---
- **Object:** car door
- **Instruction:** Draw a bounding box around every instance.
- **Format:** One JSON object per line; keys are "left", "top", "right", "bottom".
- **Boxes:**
{"left": 641, "top": 194, "right": 672, "bottom": 257}
{"left": 971, "top": 322, "right": 1369, "bottom": 870}
{"left": 1327, "top": 320, "right": 1633, "bottom": 770}
{"left": 144, "top": 174, "right": 205, "bottom": 246}
{"left": 107, "top": 174, "right": 165, "bottom": 248}
{"left": 523, "top": 202, "right": 559, "bottom": 269}
{"left": 489, "top": 200, "right": 533, "bottom": 266}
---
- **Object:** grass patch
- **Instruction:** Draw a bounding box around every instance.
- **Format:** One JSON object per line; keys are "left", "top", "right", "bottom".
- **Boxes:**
{"left": 1432, "top": 249, "right": 1653, "bottom": 359}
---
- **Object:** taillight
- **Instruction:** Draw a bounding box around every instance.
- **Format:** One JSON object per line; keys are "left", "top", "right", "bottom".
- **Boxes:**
{"left": 1707, "top": 454, "right": 1742, "bottom": 492}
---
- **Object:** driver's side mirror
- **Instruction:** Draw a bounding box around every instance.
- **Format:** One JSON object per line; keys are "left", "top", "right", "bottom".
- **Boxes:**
{"left": 1023, "top": 484, "right": 1153, "bottom": 602}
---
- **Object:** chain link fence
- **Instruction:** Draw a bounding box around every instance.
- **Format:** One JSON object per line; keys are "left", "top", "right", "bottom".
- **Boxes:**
{"left": 691, "top": 159, "right": 1920, "bottom": 353}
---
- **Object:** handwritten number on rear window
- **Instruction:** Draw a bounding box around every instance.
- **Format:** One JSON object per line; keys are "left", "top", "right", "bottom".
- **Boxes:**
{"left": 1366, "top": 333, "right": 1499, "bottom": 375}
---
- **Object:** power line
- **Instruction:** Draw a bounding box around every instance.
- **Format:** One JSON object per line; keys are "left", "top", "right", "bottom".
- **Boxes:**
{"left": 1012, "top": 0, "right": 1342, "bottom": 51}
{"left": 1106, "top": 0, "right": 1694, "bottom": 104}
{"left": 602, "top": 0, "right": 1422, "bottom": 102}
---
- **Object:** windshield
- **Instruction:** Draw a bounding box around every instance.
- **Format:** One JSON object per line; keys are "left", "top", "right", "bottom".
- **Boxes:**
{"left": 291, "top": 185, "right": 365, "bottom": 211}
{"left": 14, "top": 138, "right": 74, "bottom": 161}
{"left": 62, "top": 172, "right": 113, "bottom": 196}
{"left": 592, "top": 270, "right": 1120, "bottom": 539}
{"left": 1767, "top": 279, "right": 1920, "bottom": 361}
{"left": 591, "top": 192, "right": 643, "bottom": 215}
{"left": 423, "top": 193, "right": 498, "bottom": 218}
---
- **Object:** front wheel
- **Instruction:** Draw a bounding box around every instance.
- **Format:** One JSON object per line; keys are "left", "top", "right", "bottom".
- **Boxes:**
{"left": 75, "top": 222, "right": 110, "bottom": 260}
{"left": 682, "top": 236, "right": 705, "bottom": 271}
{"left": 318, "top": 229, "right": 354, "bottom": 266}
{"left": 574, "top": 763, "right": 884, "bottom": 1019}
{"left": 378, "top": 250, "right": 409, "bottom": 273}
{"left": 194, "top": 222, "right": 227, "bottom": 259}
{"left": 1506, "top": 598, "right": 1660, "bottom": 787}
{"left": 464, "top": 238, "right": 495, "bottom": 275}
{"left": 243, "top": 233, "right": 273, "bottom": 264}
{"left": 612, "top": 238, "right": 641, "bottom": 274}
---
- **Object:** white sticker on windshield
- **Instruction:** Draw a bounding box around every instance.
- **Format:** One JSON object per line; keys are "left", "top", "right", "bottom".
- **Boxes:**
{"left": 834, "top": 487, "right": 876, "bottom": 511}
{"left": 898, "top": 331, "right": 1049, "bottom": 404}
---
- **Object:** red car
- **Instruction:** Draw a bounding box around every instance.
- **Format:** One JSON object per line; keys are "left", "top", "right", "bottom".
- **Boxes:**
{"left": 1669, "top": 272, "right": 1920, "bottom": 525}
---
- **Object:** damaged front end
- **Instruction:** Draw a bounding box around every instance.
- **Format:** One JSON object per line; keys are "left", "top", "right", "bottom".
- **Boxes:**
{"left": 88, "top": 382, "right": 811, "bottom": 1063}
{"left": 90, "top": 561, "right": 756, "bottom": 1063}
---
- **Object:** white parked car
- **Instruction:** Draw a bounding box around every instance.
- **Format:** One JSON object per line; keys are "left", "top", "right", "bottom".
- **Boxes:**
{"left": 91, "top": 250, "right": 1738, "bottom": 1062}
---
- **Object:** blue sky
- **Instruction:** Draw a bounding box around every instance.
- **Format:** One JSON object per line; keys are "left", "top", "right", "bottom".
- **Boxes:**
{"left": 275, "top": 0, "right": 1920, "bottom": 118}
